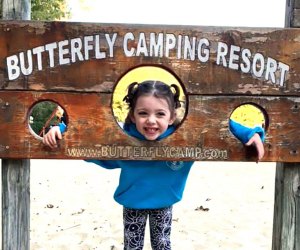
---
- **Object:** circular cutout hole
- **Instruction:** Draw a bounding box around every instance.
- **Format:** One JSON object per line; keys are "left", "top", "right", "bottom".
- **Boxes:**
{"left": 112, "top": 65, "right": 187, "bottom": 140}
{"left": 229, "top": 103, "right": 268, "bottom": 144}
{"left": 28, "top": 100, "right": 68, "bottom": 140}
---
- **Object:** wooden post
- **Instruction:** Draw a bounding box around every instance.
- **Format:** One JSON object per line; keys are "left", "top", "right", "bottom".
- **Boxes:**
{"left": 2, "top": 159, "right": 30, "bottom": 250}
{"left": 1, "top": 0, "right": 31, "bottom": 250}
{"left": 272, "top": 163, "right": 300, "bottom": 249}
{"left": 272, "top": 0, "right": 300, "bottom": 249}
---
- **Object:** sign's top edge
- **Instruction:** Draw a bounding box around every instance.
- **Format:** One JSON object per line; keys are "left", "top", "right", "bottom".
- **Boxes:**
{"left": 0, "top": 19, "right": 288, "bottom": 31}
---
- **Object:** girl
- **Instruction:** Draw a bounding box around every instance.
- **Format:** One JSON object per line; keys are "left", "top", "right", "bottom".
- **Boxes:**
{"left": 44, "top": 80, "right": 194, "bottom": 250}
{"left": 43, "top": 80, "right": 265, "bottom": 249}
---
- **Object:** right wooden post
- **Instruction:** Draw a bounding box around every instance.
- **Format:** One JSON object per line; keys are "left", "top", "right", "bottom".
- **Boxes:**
{"left": 272, "top": 163, "right": 300, "bottom": 249}
{"left": 272, "top": 2, "right": 300, "bottom": 249}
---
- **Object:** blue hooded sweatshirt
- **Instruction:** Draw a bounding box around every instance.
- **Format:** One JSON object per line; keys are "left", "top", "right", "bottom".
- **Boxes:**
{"left": 85, "top": 123, "right": 194, "bottom": 209}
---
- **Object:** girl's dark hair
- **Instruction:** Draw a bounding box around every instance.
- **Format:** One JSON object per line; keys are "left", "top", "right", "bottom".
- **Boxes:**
{"left": 123, "top": 80, "right": 182, "bottom": 124}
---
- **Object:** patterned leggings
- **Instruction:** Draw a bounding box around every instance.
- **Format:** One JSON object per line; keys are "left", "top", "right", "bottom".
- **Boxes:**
{"left": 123, "top": 206, "right": 173, "bottom": 250}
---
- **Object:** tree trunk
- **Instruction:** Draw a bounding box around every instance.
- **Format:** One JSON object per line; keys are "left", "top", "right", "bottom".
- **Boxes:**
{"left": 2, "top": 0, "right": 30, "bottom": 20}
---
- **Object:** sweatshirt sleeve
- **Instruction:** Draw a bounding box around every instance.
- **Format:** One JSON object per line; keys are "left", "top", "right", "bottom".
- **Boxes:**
{"left": 58, "top": 121, "right": 67, "bottom": 133}
{"left": 229, "top": 119, "right": 265, "bottom": 144}
{"left": 84, "top": 159, "right": 120, "bottom": 169}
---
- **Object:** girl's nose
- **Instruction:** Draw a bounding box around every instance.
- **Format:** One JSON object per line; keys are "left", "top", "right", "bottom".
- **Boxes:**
{"left": 146, "top": 116, "right": 155, "bottom": 124}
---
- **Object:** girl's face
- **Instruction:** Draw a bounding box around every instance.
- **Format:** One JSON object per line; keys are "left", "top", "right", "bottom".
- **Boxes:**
{"left": 130, "top": 95, "right": 176, "bottom": 140}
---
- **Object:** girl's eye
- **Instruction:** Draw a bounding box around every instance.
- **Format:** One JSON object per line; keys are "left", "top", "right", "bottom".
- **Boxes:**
{"left": 157, "top": 112, "right": 166, "bottom": 117}
{"left": 138, "top": 111, "right": 148, "bottom": 116}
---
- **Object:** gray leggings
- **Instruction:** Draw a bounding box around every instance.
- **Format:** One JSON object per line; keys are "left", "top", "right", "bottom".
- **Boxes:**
{"left": 123, "top": 206, "right": 173, "bottom": 250}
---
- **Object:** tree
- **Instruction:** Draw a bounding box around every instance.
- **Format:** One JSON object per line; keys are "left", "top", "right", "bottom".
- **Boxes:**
{"left": 30, "top": 101, "right": 58, "bottom": 136}
{"left": 31, "top": 0, "right": 70, "bottom": 20}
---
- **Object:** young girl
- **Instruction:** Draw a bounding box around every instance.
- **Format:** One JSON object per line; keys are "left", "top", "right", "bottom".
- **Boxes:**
{"left": 44, "top": 80, "right": 193, "bottom": 249}
{"left": 43, "top": 80, "right": 265, "bottom": 249}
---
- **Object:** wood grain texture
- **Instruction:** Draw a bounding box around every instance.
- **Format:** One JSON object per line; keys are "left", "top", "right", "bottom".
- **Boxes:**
{"left": 272, "top": 163, "right": 300, "bottom": 250}
{"left": 1, "top": 21, "right": 300, "bottom": 161}
{"left": 272, "top": 4, "right": 300, "bottom": 250}
{"left": 0, "top": 91, "right": 300, "bottom": 161}
{"left": 0, "top": 21, "right": 298, "bottom": 95}
{"left": 1, "top": 159, "right": 30, "bottom": 250}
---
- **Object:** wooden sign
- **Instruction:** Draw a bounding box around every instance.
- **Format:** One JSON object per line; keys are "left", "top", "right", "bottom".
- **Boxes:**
{"left": 0, "top": 20, "right": 300, "bottom": 161}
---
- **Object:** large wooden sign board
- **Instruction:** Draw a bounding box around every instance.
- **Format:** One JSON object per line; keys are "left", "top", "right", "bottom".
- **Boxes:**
{"left": 0, "top": 20, "right": 300, "bottom": 162}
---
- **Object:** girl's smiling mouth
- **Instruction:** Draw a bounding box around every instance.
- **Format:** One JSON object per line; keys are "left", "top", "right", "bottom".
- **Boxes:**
{"left": 144, "top": 127, "right": 159, "bottom": 134}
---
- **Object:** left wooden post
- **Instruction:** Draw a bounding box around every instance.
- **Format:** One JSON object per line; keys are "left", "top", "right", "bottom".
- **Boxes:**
{"left": 1, "top": 0, "right": 31, "bottom": 249}
{"left": 2, "top": 159, "right": 30, "bottom": 250}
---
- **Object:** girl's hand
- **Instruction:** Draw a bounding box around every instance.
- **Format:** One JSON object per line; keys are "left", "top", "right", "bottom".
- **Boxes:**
{"left": 246, "top": 133, "right": 264, "bottom": 162}
{"left": 42, "top": 126, "right": 62, "bottom": 148}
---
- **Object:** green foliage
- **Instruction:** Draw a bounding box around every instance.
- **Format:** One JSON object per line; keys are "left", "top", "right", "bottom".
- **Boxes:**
{"left": 30, "top": 101, "right": 58, "bottom": 135}
{"left": 31, "top": 0, "right": 70, "bottom": 20}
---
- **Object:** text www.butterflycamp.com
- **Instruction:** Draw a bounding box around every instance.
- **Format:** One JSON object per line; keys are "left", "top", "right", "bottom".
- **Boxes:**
{"left": 66, "top": 146, "right": 228, "bottom": 160}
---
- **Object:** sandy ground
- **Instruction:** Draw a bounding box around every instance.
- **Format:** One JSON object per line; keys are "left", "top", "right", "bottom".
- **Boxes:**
{"left": 0, "top": 160, "right": 276, "bottom": 250}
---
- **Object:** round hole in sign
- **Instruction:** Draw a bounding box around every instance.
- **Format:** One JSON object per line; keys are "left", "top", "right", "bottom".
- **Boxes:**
{"left": 112, "top": 65, "right": 188, "bottom": 140}
{"left": 229, "top": 103, "right": 268, "bottom": 144}
{"left": 28, "top": 100, "right": 68, "bottom": 140}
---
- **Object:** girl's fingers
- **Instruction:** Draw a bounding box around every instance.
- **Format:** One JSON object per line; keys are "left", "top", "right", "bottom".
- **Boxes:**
{"left": 246, "top": 133, "right": 265, "bottom": 162}
{"left": 43, "top": 126, "right": 62, "bottom": 148}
